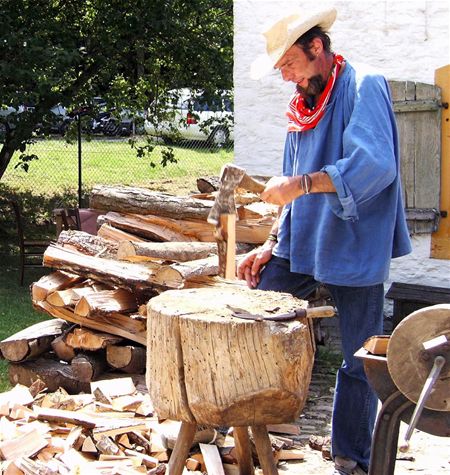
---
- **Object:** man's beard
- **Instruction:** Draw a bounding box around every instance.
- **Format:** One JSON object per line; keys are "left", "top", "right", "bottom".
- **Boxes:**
{"left": 296, "top": 75, "right": 326, "bottom": 99}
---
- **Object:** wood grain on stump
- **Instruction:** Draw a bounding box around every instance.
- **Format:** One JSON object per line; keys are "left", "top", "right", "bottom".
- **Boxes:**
{"left": 146, "top": 287, "right": 314, "bottom": 427}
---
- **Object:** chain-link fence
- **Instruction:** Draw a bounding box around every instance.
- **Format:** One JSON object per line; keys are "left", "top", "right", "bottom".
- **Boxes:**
{"left": 2, "top": 131, "right": 232, "bottom": 204}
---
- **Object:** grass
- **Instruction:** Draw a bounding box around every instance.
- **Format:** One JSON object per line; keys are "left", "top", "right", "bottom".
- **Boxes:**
{"left": 0, "top": 252, "right": 50, "bottom": 392}
{"left": 1, "top": 136, "right": 232, "bottom": 195}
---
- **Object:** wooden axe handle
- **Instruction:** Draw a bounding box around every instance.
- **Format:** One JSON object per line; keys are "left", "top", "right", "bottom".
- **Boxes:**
{"left": 238, "top": 174, "right": 266, "bottom": 194}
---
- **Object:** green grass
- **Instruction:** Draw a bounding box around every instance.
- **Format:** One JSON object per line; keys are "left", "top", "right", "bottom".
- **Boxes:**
{"left": 2, "top": 136, "right": 232, "bottom": 194}
{"left": 0, "top": 253, "right": 50, "bottom": 392}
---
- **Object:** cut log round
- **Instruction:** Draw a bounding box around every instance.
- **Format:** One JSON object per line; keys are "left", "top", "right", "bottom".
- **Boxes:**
{"left": 57, "top": 230, "right": 118, "bottom": 258}
{"left": 146, "top": 287, "right": 314, "bottom": 427}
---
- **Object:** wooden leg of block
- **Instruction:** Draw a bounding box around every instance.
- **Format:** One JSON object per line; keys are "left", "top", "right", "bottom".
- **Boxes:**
{"left": 168, "top": 421, "right": 197, "bottom": 475}
{"left": 233, "top": 426, "right": 255, "bottom": 475}
{"left": 251, "top": 425, "right": 278, "bottom": 475}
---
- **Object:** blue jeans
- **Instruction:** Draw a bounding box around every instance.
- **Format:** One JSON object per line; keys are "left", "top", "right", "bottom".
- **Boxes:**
{"left": 257, "top": 256, "right": 384, "bottom": 471}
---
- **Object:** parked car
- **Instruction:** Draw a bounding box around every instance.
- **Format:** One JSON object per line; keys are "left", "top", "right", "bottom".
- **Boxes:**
{"left": 144, "top": 89, "right": 234, "bottom": 147}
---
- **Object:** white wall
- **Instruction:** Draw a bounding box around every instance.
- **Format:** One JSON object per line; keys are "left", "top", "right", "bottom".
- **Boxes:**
{"left": 234, "top": 0, "right": 450, "bottom": 303}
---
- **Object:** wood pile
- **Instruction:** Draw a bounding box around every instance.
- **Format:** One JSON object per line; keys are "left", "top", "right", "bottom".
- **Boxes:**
{"left": 2, "top": 184, "right": 277, "bottom": 393}
{"left": 0, "top": 379, "right": 304, "bottom": 474}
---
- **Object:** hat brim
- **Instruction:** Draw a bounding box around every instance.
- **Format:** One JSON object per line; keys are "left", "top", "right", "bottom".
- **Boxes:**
{"left": 250, "top": 8, "right": 337, "bottom": 80}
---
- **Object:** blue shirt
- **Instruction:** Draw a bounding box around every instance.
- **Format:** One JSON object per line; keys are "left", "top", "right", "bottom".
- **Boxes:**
{"left": 274, "top": 61, "right": 412, "bottom": 286}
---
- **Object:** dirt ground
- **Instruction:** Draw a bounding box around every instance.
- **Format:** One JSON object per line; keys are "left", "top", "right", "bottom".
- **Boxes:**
{"left": 275, "top": 425, "right": 449, "bottom": 474}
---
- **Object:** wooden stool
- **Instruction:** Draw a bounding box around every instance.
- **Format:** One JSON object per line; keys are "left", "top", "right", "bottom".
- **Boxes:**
{"left": 146, "top": 287, "right": 316, "bottom": 475}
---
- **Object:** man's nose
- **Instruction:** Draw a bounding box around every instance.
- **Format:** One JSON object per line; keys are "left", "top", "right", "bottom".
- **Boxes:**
{"left": 281, "top": 68, "right": 292, "bottom": 82}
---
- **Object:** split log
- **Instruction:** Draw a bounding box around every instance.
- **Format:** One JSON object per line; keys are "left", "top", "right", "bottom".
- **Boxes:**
{"left": 74, "top": 289, "right": 138, "bottom": 317}
{"left": 33, "top": 406, "right": 96, "bottom": 428}
{"left": 106, "top": 345, "right": 146, "bottom": 374}
{"left": 117, "top": 241, "right": 217, "bottom": 262}
{"left": 66, "top": 328, "right": 123, "bottom": 351}
{"left": 56, "top": 230, "right": 118, "bottom": 258}
{"left": 46, "top": 284, "right": 110, "bottom": 307}
{"left": 89, "top": 185, "right": 213, "bottom": 220}
{"left": 90, "top": 377, "right": 136, "bottom": 398}
{"left": 146, "top": 287, "right": 314, "bottom": 426}
{"left": 104, "top": 212, "right": 197, "bottom": 242}
{"left": 0, "top": 428, "right": 48, "bottom": 460}
{"left": 33, "top": 301, "right": 147, "bottom": 345}
{"left": 51, "top": 330, "right": 77, "bottom": 362}
{"left": 0, "top": 319, "right": 68, "bottom": 363}
{"left": 32, "top": 271, "right": 83, "bottom": 302}
{"left": 71, "top": 352, "right": 107, "bottom": 383}
{"left": 43, "top": 244, "right": 159, "bottom": 292}
{"left": 97, "top": 223, "right": 147, "bottom": 243}
{"left": 153, "top": 255, "right": 219, "bottom": 289}
{"left": 9, "top": 358, "right": 90, "bottom": 394}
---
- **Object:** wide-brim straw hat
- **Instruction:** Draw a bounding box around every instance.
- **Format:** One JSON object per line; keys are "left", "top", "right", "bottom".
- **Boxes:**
{"left": 250, "top": 7, "right": 337, "bottom": 80}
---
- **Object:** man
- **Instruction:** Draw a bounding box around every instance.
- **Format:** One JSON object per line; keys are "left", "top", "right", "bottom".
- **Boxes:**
{"left": 237, "top": 7, "right": 412, "bottom": 475}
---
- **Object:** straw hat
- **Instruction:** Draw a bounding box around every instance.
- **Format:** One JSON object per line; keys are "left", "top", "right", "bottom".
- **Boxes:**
{"left": 250, "top": 7, "right": 337, "bottom": 80}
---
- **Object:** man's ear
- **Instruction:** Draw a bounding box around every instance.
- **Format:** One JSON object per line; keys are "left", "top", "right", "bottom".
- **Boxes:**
{"left": 309, "top": 37, "right": 324, "bottom": 57}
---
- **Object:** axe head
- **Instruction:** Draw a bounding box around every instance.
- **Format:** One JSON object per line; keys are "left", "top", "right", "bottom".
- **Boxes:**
{"left": 207, "top": 164, "right": 246, "bottom": 225}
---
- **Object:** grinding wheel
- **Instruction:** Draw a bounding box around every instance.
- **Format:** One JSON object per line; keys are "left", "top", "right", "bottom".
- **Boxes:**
{"left": 387, "top": 304, "right": 450, "bottom": 411}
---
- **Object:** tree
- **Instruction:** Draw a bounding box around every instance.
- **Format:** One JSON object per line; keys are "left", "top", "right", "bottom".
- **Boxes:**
{"left": 0, "top": 0, "right": 233, "bottom": 177}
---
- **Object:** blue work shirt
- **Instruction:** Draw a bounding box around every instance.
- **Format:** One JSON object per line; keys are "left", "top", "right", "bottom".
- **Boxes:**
{"left": 274, "top": 61, "right": 412, "bottom": 286}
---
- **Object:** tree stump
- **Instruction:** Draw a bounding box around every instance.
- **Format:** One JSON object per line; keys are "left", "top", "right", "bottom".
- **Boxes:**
{"left": 146, "top": 287, "right": 314, "bottom": 427}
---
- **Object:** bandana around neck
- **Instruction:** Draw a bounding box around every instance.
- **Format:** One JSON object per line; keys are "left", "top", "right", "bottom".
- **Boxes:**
{"left": 287, "top": 54, "right": 344, "bottom": 132}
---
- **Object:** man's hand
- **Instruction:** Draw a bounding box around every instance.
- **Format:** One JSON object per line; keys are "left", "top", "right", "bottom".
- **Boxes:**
{"left": 237, "top": 241, "right": 275, "bottom": 288}
{"left": 260, "top": 176, "right": 302, "bottom": 205}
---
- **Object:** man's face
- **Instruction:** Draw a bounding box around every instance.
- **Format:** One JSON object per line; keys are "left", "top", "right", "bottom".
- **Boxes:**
{"left": 275, "top": 44, "right": 325, "bottom": 97}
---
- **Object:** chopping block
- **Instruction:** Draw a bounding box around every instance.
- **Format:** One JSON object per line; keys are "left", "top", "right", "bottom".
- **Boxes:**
{"left": 146, "top": 286, "right": 317, "bottom": 475}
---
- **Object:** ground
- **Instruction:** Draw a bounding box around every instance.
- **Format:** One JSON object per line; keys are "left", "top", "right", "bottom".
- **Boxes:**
{"left": 275, "top": 354, "right": 450, "bottom": 474}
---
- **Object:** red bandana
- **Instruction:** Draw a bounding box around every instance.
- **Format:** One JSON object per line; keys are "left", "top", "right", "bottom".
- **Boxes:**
{"left": 287, "top": 54, "right": 344, "bottom": 132}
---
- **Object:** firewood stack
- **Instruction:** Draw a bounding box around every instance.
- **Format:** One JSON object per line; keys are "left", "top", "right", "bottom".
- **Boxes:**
{"left": 2, "top": 184, "right": 277, "bottom": 393}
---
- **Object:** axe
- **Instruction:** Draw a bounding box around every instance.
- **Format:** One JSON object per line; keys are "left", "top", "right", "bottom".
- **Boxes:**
{"left": 207, "top": 164, "right": 266, "bottom": 278}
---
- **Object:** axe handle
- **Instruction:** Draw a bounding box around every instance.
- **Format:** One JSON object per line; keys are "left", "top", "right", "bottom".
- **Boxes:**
{"left": 238, "top": 174, "right": 266, "bottom": 194}
{"left": 266, "top": 306, "right": 335, "bottom": 321}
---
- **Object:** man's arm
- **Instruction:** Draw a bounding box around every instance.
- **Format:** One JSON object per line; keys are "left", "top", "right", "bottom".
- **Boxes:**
{"left": 261, "top": 171, "right": 336, "bottom": 206}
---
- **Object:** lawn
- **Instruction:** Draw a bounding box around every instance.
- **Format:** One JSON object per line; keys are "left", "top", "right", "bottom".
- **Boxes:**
{"left": 0, "top": 252, "right": 50, "bottom": 392}
{"left": 1, "top": 136, "right": 232, "bottom": 196}
{"left": 0, "top": 135, "right": 233, "bottom": 390}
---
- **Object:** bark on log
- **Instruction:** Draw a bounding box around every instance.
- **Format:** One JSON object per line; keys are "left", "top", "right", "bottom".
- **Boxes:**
{"left": 43, "top": 245, "right": 159, "bottom": 292}
{"left": 33, "top": 301, "right": 147, "bottom": 345}
{"left": 146, "top": 287, "right": 314, "bottom": 426}
{"left": 0, "top": 319, "right": 69, "bottom": 363}
{"left": 89, "top": 185, "right": 213, "bottom": 220}
{"left": 71, "top": 352, "right": 107, "bottom": 383}
{"left": 117, "top": 241, "right": 217, "bottom": 262}
{"left": 153, "top": 255, "right": 219, "bottom": 289}
{"left": 74, "top": 289, "right": 138, "bottom": 317}
{"left": 106, "top": 345, "right": 146, "bottom": 374}
{"left": 8, "top": 358, "right": 90, "bottom": 394}
{"left": 57, "top": 230, "right": 118, "bottom": 258}
{"left": 196, "top": 176, "right": 220, "bottom": 193}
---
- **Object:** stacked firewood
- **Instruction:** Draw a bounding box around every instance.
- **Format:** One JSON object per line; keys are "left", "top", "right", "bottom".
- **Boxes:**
{"left": 0, "top": 378, "right": 304, "bottom": 474}
{"left": 2, "top": 184, "right": 277, "bottom": 392}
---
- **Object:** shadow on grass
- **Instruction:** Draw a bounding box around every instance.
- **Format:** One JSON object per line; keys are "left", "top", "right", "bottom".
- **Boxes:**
{"left": 0, "top": 185, "right": 71, "bottom": 391}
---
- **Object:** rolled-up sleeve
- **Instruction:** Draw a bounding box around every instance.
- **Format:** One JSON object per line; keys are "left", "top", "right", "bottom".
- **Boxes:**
{"left": 321, "top": 74, "right": 398, "bottom": 221}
